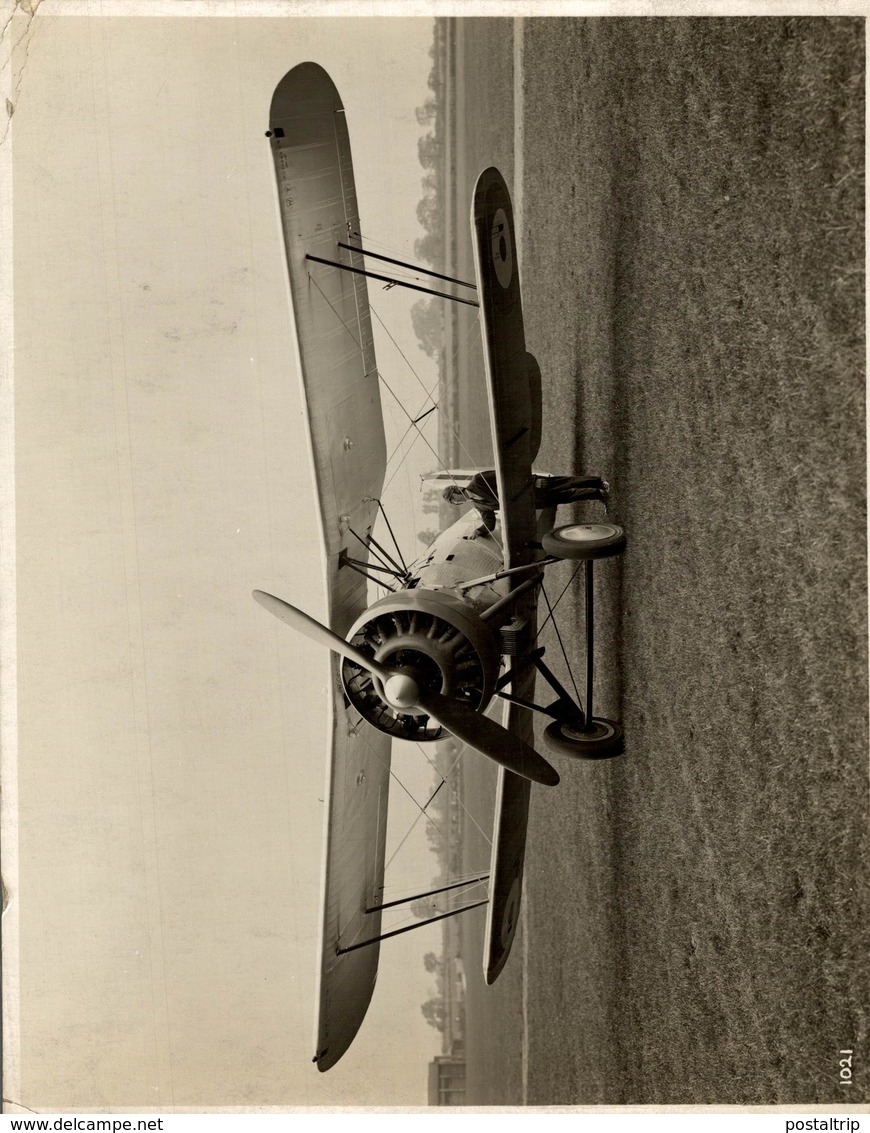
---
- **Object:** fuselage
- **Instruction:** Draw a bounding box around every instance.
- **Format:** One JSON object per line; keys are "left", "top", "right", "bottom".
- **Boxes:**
{"left": 407, "top": 509, "right": 509, "bottom": 612}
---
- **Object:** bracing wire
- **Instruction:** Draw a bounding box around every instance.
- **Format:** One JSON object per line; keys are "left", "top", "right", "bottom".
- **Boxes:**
{"left": 306, "top": 258, "right": 482, "bottom": 511}
{"left": 379, "top": 307, "right": 481, "bottom": 483}
{"left": 307, "top": 270, "right": 454, "bottom": 496}
{"left": 325, "top": 721, "right": 444, "bottom": 937}
{"left": 535, "top": 564, "right": 582, "bottom": 643}
{"left": 541, "top": 582, "right": 581, "bottom": 704}
{"left": 382, "top": 741, "right": 467, "bottom": 873}
{"left": 382, "top": 774, "right": 448, "bottom": 873}
{"left": 303, "top": 257, "right": 503, "bottom": 594}
{"left": 326, "top": 724, "right": 491, "bottom": 954}
{"left": 411, "top": 741, "right": 494, "bottom": 851}
{"left": 370, "top": 301, "right": 482, "bottom": 479}
{"left": 353, "top": 716, "right": 491, "bottom": 885}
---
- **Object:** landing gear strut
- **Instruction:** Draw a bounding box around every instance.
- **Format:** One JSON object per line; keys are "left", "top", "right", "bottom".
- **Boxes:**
{"left": 497, "top": 520, "right": 626, "bottom": 761}
{"left": 541, "top": 520, "right": 625, "bottom": 759}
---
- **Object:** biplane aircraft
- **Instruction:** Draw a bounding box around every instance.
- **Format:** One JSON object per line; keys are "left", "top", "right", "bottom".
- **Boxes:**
{"left": 254, "top": 62, "right": 626, "bottom": 1071}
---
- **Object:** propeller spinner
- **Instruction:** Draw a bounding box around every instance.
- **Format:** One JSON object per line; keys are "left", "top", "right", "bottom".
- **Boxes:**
{"left": 252, "top": 589, "right": 559, "bottom": 787}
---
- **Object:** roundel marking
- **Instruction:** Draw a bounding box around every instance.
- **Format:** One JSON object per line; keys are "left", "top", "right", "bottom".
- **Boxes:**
{"left": 491, "top": 207, "right": 513, "bottom": 289}
{"left": 500, "top": 875, "right": 521, "bottom": 947}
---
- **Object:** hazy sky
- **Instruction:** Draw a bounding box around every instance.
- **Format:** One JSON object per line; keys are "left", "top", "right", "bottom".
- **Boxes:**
{"left": 6, "top": 7, "right": 480, "bottom": 1108}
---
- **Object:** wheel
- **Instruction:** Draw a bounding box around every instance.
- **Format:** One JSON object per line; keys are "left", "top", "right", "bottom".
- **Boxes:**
{"left": 543, "top": 717, "right": 624, "bottom": 759}
{"left": 542, "top": 522, "right": 626, "bottom": 561}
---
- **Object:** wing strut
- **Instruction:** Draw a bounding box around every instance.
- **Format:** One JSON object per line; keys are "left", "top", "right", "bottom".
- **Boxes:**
{"left": 337, "top": 550, "right": 399, "bottom": 592}
{"left": 366, "top": 873, "right": 490, "bottom": 914}
{"left": 365, "top": 496, "right": 409, "bottom": 575}
{"left": 345, "top": 521, "right": 410, "bottom": 585}
{"left": 306, "top": 254, "right": 480, "bottom": 308}
{"left": 411, "top": 405, "right": 438, "bottom": 426}
{"left": 336, "top": 900, "right": 489, "bottom": 956}
{"left": 339, "top": 240, "right": 477, "bottom": 291}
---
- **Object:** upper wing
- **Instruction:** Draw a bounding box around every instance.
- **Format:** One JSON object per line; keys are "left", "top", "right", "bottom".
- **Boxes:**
{"left": 269, "top": 63, "right": 391, "bottom": 1070}
{"left": 471, "top": 167, "right": 543, "bottom": 982}
{"left": 269, "top": 61, "right": 387, "bottom": 633}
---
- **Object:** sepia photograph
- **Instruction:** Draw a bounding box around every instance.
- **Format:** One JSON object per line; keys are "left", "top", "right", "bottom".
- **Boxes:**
{"left": 1, "top": 0, "right": 866, "bottom": 1113}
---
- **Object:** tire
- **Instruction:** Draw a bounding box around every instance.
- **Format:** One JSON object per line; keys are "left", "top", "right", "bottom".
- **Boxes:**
{"left": 542, "top": 522, "right": 626, "bottom": 561}
{"left": 543, "top": 717, "right": 625, "bottom": 759}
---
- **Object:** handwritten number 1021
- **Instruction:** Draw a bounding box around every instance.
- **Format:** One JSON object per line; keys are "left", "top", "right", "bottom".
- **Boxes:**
{"left": 839, "top": 1050, "right": 853, "bottom": 1086}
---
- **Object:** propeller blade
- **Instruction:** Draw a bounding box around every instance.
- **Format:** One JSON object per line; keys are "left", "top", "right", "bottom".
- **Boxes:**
{"left": 252, "top": 590, "right": 390, "bottom": 682}
{"left": 416, "top": 689, "right": 560, "bottom": 787}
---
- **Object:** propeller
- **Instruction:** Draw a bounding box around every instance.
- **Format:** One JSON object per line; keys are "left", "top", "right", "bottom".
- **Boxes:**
{"left": 252, "top": 589, "right": 391, "bottom": 681}
{"left": 252, "top": 590, "right": 560, "bottom": 787}
{"left": 414, "top": 687, "right": 559, "bottom": 787}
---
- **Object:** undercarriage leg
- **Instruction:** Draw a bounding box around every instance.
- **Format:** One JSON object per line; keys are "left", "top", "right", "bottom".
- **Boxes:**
{"left": 534, "top": 654, "right": 585, "bottom": 729}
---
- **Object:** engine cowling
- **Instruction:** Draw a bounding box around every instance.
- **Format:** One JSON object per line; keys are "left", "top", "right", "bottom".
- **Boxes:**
{"left": 341, "top": 588, "right": 502, "bottom": 742}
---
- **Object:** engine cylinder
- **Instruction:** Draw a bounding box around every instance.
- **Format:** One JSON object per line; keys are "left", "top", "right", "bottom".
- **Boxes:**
{"left": 341, "top": 589, "right": 501, "bottom": 742}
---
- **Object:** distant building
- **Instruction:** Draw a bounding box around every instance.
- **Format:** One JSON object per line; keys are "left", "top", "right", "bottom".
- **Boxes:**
{"left": 428, "top": 1053, "right": 466, "bottom": 1105}
{"left": 425, "top": 641, "right": 472, "bottom": 1104}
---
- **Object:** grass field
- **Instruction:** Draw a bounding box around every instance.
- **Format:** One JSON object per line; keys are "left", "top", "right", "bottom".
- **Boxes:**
{"left": 451, "top": 16, "right": 867, "bottom": 1106}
